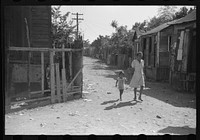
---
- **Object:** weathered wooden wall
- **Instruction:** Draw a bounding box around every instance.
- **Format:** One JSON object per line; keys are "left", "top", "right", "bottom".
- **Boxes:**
{"left": 170, "top": 21, "right": 196, "bottom": 92}
{"left": 5, "top": 6, "right": 52, "bottom": 97}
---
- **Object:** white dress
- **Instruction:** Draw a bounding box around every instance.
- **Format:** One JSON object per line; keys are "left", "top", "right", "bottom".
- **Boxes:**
{"left": 129, "top": 59, "right": 145, "bottom": 88}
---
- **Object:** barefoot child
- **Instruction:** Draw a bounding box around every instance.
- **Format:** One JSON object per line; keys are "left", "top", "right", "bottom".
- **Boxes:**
{"left": 115, "top": 71, "right": 127, "bottom": 101}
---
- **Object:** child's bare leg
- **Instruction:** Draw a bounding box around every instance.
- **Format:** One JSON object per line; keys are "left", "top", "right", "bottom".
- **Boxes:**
{"left": 133, "top": 88, "right": 137, "bottom": 100}
{"left": 120, "top": 89, "right": 123, "bottom": 101}
{"left": 138, "top": 86, "right": 143, "bottom": 101}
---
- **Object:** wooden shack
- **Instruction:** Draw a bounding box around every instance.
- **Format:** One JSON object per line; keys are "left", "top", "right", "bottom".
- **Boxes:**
{"left": 4, "top": 6, "right": 51, "bottom": 98}
{"left": 168, "top": 10, "right": 196, "bottom": 92}
{"left": 4, "top": 6, "right": 83, "bottom": 111}
{"left": 139, "top": 20, "right": 177, "bottom": 81}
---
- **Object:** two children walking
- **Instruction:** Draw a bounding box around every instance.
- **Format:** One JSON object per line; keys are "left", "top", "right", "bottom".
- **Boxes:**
{"left": 115, "top": 52, "right": 145, "bottom": 101}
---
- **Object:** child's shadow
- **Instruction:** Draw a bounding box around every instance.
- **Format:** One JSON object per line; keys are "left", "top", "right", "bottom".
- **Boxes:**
{"left": 104, "top": 100, "right": 138, "bottom": 110}
{"left": 101, "top": 99, "right": 119, "bottom": 105}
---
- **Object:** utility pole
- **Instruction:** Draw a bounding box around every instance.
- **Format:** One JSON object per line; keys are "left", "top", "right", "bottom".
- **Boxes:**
{"left": 72, "top": 13, "right": 84, "bottom": 39}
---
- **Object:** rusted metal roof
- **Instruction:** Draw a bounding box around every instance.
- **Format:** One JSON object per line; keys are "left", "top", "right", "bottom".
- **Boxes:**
{"left": 141, "top": 20, "right": 177, "bottom": 36}
{"left": 168, "top": 10, "right": 196, "bottom": 25}
{"left": 141, "top": 10, "right": 196, "bottom": 36}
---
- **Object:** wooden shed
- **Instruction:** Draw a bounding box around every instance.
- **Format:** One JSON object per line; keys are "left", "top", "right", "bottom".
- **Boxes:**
{"left": 4, "top": 6, "right": 83, "bottom": 111}
{"left": 167, "top": 10, "right": 196, "bottom": 92}
{"left": 4, "top": 6, "right": 52, "bottom": 98}
{"left": 139, "top": 20, "right": 178, "bottom": 81}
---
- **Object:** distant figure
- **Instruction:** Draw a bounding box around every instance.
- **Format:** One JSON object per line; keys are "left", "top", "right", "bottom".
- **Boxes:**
{"left": 129, "top": 52, "right": 145, "bottom": 101}
{"left": 115, "top": 71, "right": 127, "bottom": 101}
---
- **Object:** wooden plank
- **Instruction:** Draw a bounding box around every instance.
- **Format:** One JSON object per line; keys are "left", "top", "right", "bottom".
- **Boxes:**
{"left": 50, "top": 51, "right": 55, "bottom": 103}
{"left": 66, "top": 67, "right": 83, "bottom": 92}
{"left": 61, "top": 44, "right": 67, "bottom": 101}
{"left": 10, "top": 96, "right": 51, "bottom": 105}
{"left": 9, "top": 47, "right": 83, "bottom": 52}
{"left": 30, "top": 89, "right": 50, "bottom": 95}
{"left": 69, "top": 52, "right": 72, "bottom": 80}
{"left": 41, "top": 52, "right": 44, "bottom": 95}
{"left": 62, "top": 69, "right": 67, "bottom": 102}
{"left": 156, "top": 32, "right": 160, "bottom": 67}
{"left": 55, "top": 63, "right": 61, "bottom": 102}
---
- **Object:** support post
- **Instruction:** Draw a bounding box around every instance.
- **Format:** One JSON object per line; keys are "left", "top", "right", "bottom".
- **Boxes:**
{"left": 62, "top": 44, "right": 67, "bottom": 101}
{"left": 69, "top": 51, "right": 72, "bottom": 80}
{"left": 50, "top": 51, "right": 55, "bottom": 103}
{"left": 55, "top": 63, "right": 61, "bottom": 102}
{"left": 41, "top": 52, "right": 44, "bottom": 95}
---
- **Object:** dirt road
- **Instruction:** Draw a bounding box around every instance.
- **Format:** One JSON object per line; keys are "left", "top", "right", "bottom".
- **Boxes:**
{"left": 5, "top": 56, "right": 196, "bottom": 135}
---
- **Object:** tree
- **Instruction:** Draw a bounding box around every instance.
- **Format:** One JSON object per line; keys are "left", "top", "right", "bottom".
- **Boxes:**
{"left": 173, "top": 7, "right": 188, "bottom": 20}
{"left": 51, "top": 6, "right": 76, "bottom": 48}
{"left": 111, "top": 20, "right": 118, "bottom": 31}
{"left": 158, "top": 6, "right": 177, "bottom": 21}
{"left": 83, "top": 39, "right": 90, "bottom": 48}
{"left": 132, "top": 20, "right": 146, "bottom": 30}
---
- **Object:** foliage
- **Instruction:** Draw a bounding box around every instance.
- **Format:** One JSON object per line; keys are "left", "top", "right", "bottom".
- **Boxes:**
{"left": 173, "top": 7, "right": 195, "bottom": 20}
{"left": 51, "top": 6, "right": 76, "bottom": 48}
{"left": 111, "top": 20, "right": 118, "bottom": 30}
{"left": 83, "top": 39, "right": 90, "bottom": 48}
{"left": 157, "top": 6, "right": 177, "bottom": 21}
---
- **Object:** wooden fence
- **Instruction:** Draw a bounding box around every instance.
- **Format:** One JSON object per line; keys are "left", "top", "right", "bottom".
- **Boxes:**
{"left": 7, "top": 46, "right": 83, "bottom": 106}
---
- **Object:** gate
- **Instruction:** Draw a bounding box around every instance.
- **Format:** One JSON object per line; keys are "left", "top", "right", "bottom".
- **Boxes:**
{"left": 6, "top": 46, "right": 83, "bottom": 111}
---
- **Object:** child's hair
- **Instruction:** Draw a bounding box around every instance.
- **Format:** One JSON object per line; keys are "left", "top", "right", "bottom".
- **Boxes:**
{"left": 119, "top": 71, "right": 124, "bottom": 76}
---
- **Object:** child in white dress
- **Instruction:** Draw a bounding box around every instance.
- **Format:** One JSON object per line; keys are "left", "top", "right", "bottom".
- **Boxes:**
{"left": 116, "top": 71, "right": 127, "bottom": 101}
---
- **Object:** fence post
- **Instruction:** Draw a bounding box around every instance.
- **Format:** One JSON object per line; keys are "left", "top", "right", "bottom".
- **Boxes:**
{"left": 50, "top": 51, "right": 55, "bottom": 103}
{"left": 62, "top": 44, "right": 67, "bottom": 101}
{"left": 41, "top": 52, "right": 44, "bottom": 95}
{"left": 55, "top": 63, "right": 61, "bottom": 102}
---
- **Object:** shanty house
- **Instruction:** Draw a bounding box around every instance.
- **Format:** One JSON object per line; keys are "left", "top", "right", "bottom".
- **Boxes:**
{"left": 139, "top": 20, "right": 177, "bottom": 81}
{"left": 4, "top": 6, "right": 83, "bottom": 110}
{"left": 4, "top": 6, "right": 52, "bottom": 98}
{"left": 168, "top": 10, "right": 196, "bottom": 92}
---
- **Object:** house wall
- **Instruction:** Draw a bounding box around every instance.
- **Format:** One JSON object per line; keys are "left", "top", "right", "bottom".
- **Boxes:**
{"left": 5, "top": 6, "right": 52, "bottom": 97}
{"left": 170, "top": 21, "right": 196, "bottom": 92}
{"left": 159, "top": 26, "right": 173, "bottom": 67}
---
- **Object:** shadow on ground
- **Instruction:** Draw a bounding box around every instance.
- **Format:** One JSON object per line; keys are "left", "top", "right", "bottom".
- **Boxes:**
{"left": 101, "top": 99, "right": 119, "bottom": 105}
{"left": 142, "top": 82, "right": 196, "bottom": 109}
{"left": 90, "top": 57, "right": 196, "bottom": 109}
{"left": 157, "top": 126, "right": 196, "bottom": 135}
{"left": 104, "top": 100, "right": 138, "bottom": 110}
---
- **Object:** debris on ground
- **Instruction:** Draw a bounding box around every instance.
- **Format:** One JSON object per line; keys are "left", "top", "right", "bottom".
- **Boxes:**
{"left": 7, "top": 116, "right": 11, "bottom": 119}
{"left": 40, "top": 123, "right": 46, "bottom": 127}
{"left": 29, "top": 118, "right": 34, "bottom": 120}
{"left": 83, "top": 99, "right": 92, "bottom": 102}
{"left": 11, "top": 104, "right": 21, "bottom": 109}
{"left": 96, "top": 118, "right": 101, "bottom": 121}
{"left": 56, "top": 117, "right": 60, "bottom": 119}
{"left": 107, "top": 92, "right": 112, "bottom": 94}
{"left": 69, "top": 111, "right": 79, "bottom": 116}
{"left": 83, "top": 91, "right": 90, "bottom": 94}
{"left": 156, "top": 115, "right": 162, "bottom": 119}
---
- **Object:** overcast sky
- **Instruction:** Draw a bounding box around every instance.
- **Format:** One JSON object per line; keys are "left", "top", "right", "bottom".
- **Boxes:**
{"left": 60, "top": 6, "right": 194, "bottom": 43}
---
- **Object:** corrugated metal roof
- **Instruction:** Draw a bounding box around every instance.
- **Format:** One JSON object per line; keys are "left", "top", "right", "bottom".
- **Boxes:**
{"left": 141, "top": 10, "right": 196, "bottom": 36}
{"left": 168, "top": 10, "right": 196, "bottom": 25}
{"left": 141, "top": 20, "right": 177, "bottom": 36}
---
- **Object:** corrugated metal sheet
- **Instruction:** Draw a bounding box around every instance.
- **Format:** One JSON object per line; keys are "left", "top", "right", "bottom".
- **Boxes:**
{"left": 141, "top": 10, "right": 196, "bottom": 36}
{"left": 141, "top": 20, "right": 177, "bottom": 36}
{"left": 168, "top": 10, "right": 196, "bottom": 25}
